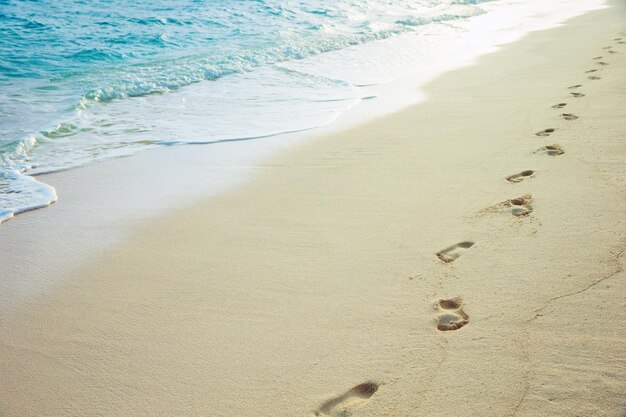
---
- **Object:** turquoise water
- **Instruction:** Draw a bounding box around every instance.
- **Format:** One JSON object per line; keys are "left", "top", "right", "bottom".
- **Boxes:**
{"left": 0, "top": 0, "right": 499, "bottom": 221}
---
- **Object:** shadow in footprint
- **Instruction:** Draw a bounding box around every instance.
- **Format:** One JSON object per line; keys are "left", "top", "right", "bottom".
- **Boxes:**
{"left": 585, "top": 69, "right": 598, "bottom": 73}
{"left": 551, "top": 103, "right": 567, "bottom": 109}
{"left": 596, "top": 61, "right": 609, "bottom": 66}
{"left": 315, "top": 383, "right": 379, "bottom": 417}
{"left": 570, "top": 92, "right": 585, "bottom": 98}
{"left": 560, "top": 113, "right": 578, "bottom": 120}
{"left": 609, "top": 50, "right": 617, "bottom": 54}
{"left": 588, "top": 75, "right": 601, "bottom": 80}
{"left": 593, "top": 56, "right": 603, "bottom": 60}
{"left": 567, "top": 84, "right": 582, "bottom": 89}
{"left": 436, "top": 241, "right": 475, "bottom": 263}
{"left": 506, "top": 170, "right": 535, "bottom": 183}
{"left": 535, "top": 128, "right": 555, "bottom": 137}
{"left": 436, "top": 298, "right": 469, "bottom": 332}
{"left": 535, "top": 144, "right": 564, "bottom": 156}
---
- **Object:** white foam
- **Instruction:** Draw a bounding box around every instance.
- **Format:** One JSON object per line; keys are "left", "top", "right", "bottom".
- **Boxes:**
{"left": 0, "top": 170, "right": 58, "bottom": 223}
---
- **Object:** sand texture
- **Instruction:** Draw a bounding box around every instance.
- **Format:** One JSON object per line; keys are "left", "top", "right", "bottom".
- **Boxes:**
{"left": 1, "top": 4, "right": 625, "bottom": 417}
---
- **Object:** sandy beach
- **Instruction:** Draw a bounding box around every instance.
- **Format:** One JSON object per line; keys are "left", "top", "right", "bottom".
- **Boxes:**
{"left": 1, "top": 3, "right": 625, "bottom": 416}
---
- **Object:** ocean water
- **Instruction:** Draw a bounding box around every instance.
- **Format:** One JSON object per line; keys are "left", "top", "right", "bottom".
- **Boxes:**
{"left": 0, "top": 0, "right": 605, "bottom": 223}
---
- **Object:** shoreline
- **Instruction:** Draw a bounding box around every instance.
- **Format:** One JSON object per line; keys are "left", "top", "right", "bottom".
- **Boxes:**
{"left": 2, "top": 3, "right": 626, "bottom": 417}
{"left": 0, "top": 0, "right": 611, "bottom": 310}
{"left": 0, "top": 0, "right": 607, "bottom": 227}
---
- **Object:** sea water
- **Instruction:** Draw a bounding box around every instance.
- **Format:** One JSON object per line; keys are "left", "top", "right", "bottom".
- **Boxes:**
{"left": 0, "top": 0, "right": 606, "bottom": 223}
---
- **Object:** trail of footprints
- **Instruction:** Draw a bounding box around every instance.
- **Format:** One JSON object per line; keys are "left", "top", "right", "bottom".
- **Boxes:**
{"left": 428, "top": 42, "right": 618, "bottom": 329}
{"left": 314, "top": 37, "right": 619, "bottom": 416}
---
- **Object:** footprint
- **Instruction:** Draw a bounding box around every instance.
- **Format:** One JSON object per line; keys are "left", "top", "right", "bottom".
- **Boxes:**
{"left": 603, "top": 46, "right": 613, "bottom": 50}
{"left": 585, "top": 69, "right": 598, "bottom": 73}
{"left": 570, "top": 92, "right": 585, "bottom": 98}
{"left": 592, "top": 56, "right": 603, "bottom": 60}
{"left": 479, "top": 194, "right": 534, "bottom": 217}
{"left": 567, "top": 84, "right": 582, "bottom": 89}
{"left": 315, "top": 382, "right": 379, "bottom": 417}
{"left": 560, "top": 113, "right": 578, "bottom": 120}
{"left": 506, "top": 170, "right": 535, "bottom": 183}
{"left": 535, "top": 128, "right": 555, "bottom": 137}
{"left": 588, "top": 75, "right": 601, "bottom": 80}
{"left": 508, "top": 195, "right": 534, "bottom": 217}
{"left": 535, "top": 144, "right": 564, "bottom": 156}
{"left": 435, "top": 298, "right": 469, "bottom": 332}
{"left": 608, "top": 50, "right": 617, "bottom": 54}
{"left": 436, "top": 241, "right": 475, "bottom": 263}
{"left": 596, "top": 61, "right": 609, "bottom": 66}
{"left": 551, "top": 103, "right": 567, "bottom": 109}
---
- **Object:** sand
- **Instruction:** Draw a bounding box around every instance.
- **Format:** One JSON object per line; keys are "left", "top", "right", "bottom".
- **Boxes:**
{"left": 1, "top": 4, "right": 625, "bottom": 417}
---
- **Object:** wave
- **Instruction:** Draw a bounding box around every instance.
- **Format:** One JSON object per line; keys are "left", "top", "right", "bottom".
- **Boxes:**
{"left": 77, "top": 6, "right": 489, "bottom": 104}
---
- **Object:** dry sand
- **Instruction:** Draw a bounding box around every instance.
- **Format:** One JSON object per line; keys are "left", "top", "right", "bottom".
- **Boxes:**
{"left": 1, "top": 4, "right": 625, "bottom": 417}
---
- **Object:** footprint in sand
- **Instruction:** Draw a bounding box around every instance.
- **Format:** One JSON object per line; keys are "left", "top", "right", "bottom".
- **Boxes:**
{"left": 506, "top": 170, "right": 535, "bottom": 183}
{"left": 596, "top": 61, "right": 609, "bottom": 66}
{"left": 608, "top": 50, "right": 617, "bottom": 54}
{"left": 603, "top": 46, "right": 613, "bottom": 50}
{"left": 560, "top": 113, "right": 578, "bottom": 120}
{"left": 315, "top": 382, "right": 379, "bottom": 417}
{"left": 479, "top": 194, "right": 534, "bottom": 217}
{"left": 570, "top": 92, "right": 585, "bottom": 98}
{"left": 508, "top": 195, "right": 534, "bottom": 217}
{"left": 585, "top": 69, "right": 598, "bottom": 73}
{"left": 435, "top": 297, "right": 469, "bottom": 332}
{"left": 593, "top": 56, "right": 603, "bottom": 60}
{"left": 436, "top": 241, "right": 475, "bottom": 264}
{"left": 551, "top": 103, "right": 567, "bottom": 109}
{"left": 588, "top": 75, "right": 601, "bottom": 80}
{"left": 535, "top": 144, "right": 564, "bottom": 156}
{"left": 535, "top": 128, "right": 555, "bottom": 137}
{"left": 567, "top": 84, "right": 582, "bottom": 89}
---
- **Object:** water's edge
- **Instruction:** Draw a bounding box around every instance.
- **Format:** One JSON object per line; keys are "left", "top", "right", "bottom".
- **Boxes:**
{"left": 0, "top": 0, "right": 605, "bottom": 224}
